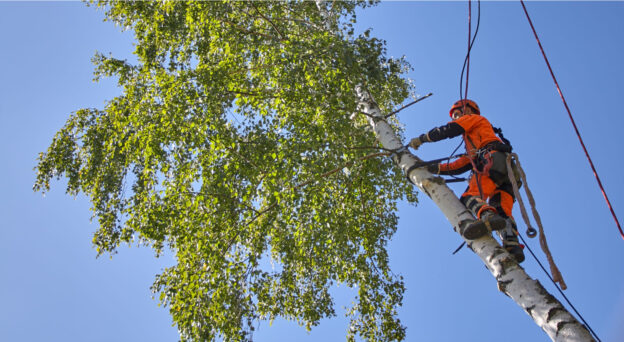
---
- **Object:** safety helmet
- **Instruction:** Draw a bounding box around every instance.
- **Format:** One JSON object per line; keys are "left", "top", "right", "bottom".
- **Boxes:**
{"left": 449, "top": 99, "right": 480, "bottom": 118}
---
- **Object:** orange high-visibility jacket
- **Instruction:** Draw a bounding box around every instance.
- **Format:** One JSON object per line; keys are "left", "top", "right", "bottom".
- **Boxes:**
{"left": 421, "top": 114, "right": 503, "bottom": 175}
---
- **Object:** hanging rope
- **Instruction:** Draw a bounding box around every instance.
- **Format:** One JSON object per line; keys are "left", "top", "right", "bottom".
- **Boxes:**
{"left": 519, "top": 0, "right": 623, "bottom": 241}
{"left": 452, "top": 0, "right": 482, "bottom": 190}
{"left": 517, "top": 233, "right": 602, "bottom": 342}
{"left": 465, "top": 0, "right": 471, "bottom": 100}
{"left": 459, "top": 0, "right": 481, "bottom": 102}
{"left": 505, "top": 153, "right": 566, "bottom": 290}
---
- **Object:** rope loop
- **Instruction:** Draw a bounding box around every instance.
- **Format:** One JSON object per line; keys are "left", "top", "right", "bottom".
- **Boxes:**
{"left": 505, "top": 153, "right": 567, "bottom": 290}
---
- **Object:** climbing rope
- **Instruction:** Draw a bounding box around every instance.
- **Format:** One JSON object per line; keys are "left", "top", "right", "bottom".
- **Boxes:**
{"left": 505, "top": 153, "right": 566, "bottom": 290}
{"left": 519, "top": 0, "right": 623, "bottom": 241}
{"left": 459, "top": 0, "right": 481, "bottom": 102}
{"left": 504, "top": 153, "right": 604, "bottom": 339}
{"left": 465, "top": 0, "right": 471, "bottom": 100}
{"left": 518, "top": 233, "right": 602, "bottom": 342}
{"left": 445, "top": 140, "right": 467, "bottom": 183}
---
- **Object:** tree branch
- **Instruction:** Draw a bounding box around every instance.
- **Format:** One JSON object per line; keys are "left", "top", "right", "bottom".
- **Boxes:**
{"left": 293, "top": 151, "right": 390, "bottom": 190}
{"left": 249, "top": 2, "right": 286, "bottom": 41}
{"left": 217, "top": 17, "right": 284, "bottom": 42}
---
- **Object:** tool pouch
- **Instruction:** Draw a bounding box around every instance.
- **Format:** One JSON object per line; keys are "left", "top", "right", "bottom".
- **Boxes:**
{"left": 489, "top": 151, "right": 522, "bottom": 189}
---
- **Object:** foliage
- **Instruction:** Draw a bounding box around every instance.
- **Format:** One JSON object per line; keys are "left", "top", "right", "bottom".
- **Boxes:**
{"left": 34, "top": 1, "right": 417, "bottom": 341}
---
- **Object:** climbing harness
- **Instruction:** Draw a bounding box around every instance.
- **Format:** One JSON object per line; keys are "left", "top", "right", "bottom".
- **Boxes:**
{"left": 492, "top": 127, "right": 512, "bottom": 149}
{"left": 520, "top": 0, "right": 623, "bottom": 241}
{"left": 464, "top": 134, "right": 489, "bottom": 200}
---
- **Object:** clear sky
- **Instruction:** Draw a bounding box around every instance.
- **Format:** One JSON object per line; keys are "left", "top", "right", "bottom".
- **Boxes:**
{"left": 1, "top": 1, "right": 622, "bottom": 341}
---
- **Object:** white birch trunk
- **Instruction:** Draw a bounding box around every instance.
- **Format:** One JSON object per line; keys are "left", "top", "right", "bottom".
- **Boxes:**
{"left": 313, "top": 1, "right": 593, "bottom": 340}
{"left": 355, "top": 87, "right": 594, "bottom": 342}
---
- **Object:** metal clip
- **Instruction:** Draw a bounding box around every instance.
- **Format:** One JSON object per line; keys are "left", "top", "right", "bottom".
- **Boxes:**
{"left": 526, "top": 227, "right": 537, "bottom": 238}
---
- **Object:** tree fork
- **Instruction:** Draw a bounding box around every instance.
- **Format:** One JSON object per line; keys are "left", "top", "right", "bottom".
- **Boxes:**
{"left": 354, "top": 86, "right": 594, "bottom": 342}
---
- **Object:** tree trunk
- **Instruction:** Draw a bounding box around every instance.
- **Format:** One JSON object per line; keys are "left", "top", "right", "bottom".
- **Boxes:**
{"left": 355, "top": 87, "right": 594, "bottom": 342}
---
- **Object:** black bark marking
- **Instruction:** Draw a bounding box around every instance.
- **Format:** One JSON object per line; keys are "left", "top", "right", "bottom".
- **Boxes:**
{"left": 537, "top": 283, "right": 560, "bottom": 306}
{"left": 525, "top": 305, "right": 536, "bottom": 317}
{"left": 546, "top": 307, "right": 566, "bottom": 323}
{"left": 429, "top": 176, "right": 445, "bottom": 185}
{"left": 487, "top": 247, "right": 505, "bottom": 263}
{"left": 555, "top": 320, "right": 574, "bottom": 335}
{"left": 497, "top": 279, "right": 512, "bottom": 296}
{"left": 498, "top": 250, "right": 518, "bottom": 273}
{"left": 423, "top": 189, "right": 431, "bottom": 198}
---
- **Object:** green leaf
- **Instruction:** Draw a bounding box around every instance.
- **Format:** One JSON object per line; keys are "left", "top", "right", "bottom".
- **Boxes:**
{"left": 34, "top": 1, "right": 416, "bottom": 341}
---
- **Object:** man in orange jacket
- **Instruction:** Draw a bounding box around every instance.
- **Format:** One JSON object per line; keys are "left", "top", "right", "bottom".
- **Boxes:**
{"left": 409, "top": 99, "right": 524, "bottom": 262}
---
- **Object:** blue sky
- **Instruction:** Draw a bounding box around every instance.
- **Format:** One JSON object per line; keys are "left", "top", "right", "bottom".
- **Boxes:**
{"left": 1, "top": 2, "right": 622, "bottom": 341}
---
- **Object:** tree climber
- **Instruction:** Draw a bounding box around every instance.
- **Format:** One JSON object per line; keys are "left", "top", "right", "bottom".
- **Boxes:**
{"left": 409, "top": 99, "right": 525, "bottom": 263}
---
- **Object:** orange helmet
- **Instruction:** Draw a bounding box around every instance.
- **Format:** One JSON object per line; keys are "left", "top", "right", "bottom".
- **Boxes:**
{"left": 449, "top": 99, "right": 480, "bottom": 117}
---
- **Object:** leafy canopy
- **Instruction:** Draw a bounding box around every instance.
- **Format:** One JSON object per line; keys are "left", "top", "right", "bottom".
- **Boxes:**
{"left": 35, "top": 1, "right": 418, "bottom": 341}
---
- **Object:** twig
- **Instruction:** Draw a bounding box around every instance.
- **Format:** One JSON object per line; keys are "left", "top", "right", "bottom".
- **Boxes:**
{"left": 250, "top": 2, "right": 286, "bottom": 41}
{"left": 217, "top": 150, "right": 390, "bottom": 260}
{"left": 226, "top": 88, "right": 277, "bottom": 99}
{"left": 221, "top": 202, "right": 278, "bottom": 257}
{"left": 218, "top": 17, "right": 283, "bottom": 42}
{"left": 384, "top": 93, "right": 433, "bottom": 119}
{"left": 293, "top": 151, "right": 390, "bottom": 189}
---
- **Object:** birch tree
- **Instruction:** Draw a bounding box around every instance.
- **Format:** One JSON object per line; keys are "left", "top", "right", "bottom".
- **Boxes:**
{"left": 34, "top": 1, "right": 593, "bottom": 341}
{"left": 354, "top": 87, "right": 594, "bottom": 342}
{"left": 35, "top": 1, "right": 415, "bottom": 341}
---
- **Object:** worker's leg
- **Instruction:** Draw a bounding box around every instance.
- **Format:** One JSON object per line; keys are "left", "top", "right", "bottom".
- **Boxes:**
{"left": 487, "top": 151, "right": 516, "bottom": 218}
{"left": 489, "top": 190, "right": 514, "bottom": 218}
{"left": 460, "top": 174, "right": 499, "bottom": 219}
{"left": 491, "top": 186, "right": 525, "bottom": 263}
{"left": 460, "top": 174, "right": 506, "bottom": 239}
{"left": 496, "top": 215, "right": 525, "bottom": 263}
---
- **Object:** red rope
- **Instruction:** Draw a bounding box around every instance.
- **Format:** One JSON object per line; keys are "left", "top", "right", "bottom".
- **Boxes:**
{"left": 519, "top": 0, "right": 624, "bottom": 241}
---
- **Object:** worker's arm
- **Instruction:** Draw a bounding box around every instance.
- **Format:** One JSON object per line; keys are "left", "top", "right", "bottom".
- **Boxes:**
{"left": 410, "top": 122, "right": 465, "bottom": 149}
{"left": 423, "top": 122, "right": 465, "bottom": 142}
{"left": 428, "top": 155, "right": 472, "bottom": 175}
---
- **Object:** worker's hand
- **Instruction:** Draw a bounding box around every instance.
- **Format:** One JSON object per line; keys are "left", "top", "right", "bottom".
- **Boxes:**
{"left": 426, "top": 164, "right": 440, "bottom": 174}
{"left": 409, "top": 137, "right": 424, "bottom": 150}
